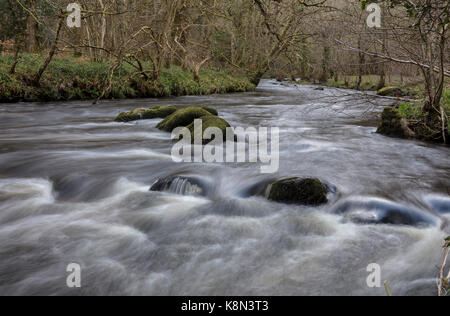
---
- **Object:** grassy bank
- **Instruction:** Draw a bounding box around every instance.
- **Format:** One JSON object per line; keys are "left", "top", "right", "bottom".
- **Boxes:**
{"left": 397, "top": 90, "right": 450, "bottom": 135}
{"left": 0, "top": 55, "right": 255, "bottom": 102}
{"left": 377, "top": 90, "right": 449, "bottom": 144}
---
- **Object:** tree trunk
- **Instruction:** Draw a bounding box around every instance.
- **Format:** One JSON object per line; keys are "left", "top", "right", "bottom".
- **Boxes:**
{"left": 34, "top": 17, "right": 64, "bottom": 85}
{"left": 377, "top": 3, "right": 387, "bottom": 90}
{"left": 9, "top": 45, "right": 20, "bottom": 74}
{"left": 25, "top": 0, "right": 39, "bottom": 53}
{"left": 357, "top": 37, "right": 365, "bottom": 90}
{"left": 320, "top": 45, "right": 331, "bottom": 83}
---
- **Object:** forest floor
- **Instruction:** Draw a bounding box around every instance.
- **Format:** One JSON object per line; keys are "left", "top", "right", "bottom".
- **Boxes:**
{"left": 0, "top": 54, "right": 255, "bottom": 103}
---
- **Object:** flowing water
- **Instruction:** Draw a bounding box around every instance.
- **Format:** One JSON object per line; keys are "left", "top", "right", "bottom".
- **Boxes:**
{"left": 0, "top": 80, "right": 449, "bottom": 296}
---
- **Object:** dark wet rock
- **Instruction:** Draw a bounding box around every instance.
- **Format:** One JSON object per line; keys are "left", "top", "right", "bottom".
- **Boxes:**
{"left": 425, "top": 196, "right": 450, "bottom": 215}
{"left": 315, "top": 87, "right": 325, "bottom": 91}
{"left": 332, "top": 198, "right": 438, "bottom": 227}
{"left": 377, "top": 86, "right": 405, "bottom": 97}
{"left": 156, "top": 106, "right": 216, "bottom": 132}
{"left": 266, "top": 177, "right": 328, "bottom": 206}
{"left": 150, "top": 175, "right": 210, "bottom": 197}
{"left": 377, "top": 106, "right": 415, "bottom": 138}
{"left": 115, "top": 105, "right": 177, "bottom": 122}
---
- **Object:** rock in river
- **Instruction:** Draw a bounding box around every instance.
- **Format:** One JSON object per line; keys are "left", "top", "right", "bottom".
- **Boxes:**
{"left": 377, "top": 86, "right": 405, "bottom": 97}
{"left": 156, "top": 106, "right": 218, "bottom": 132}
{"left": 266, "top": 177, "right": 328, "bottom": 206}
{"left": 150, "top": 175, "right": 210, "bottom": 197}
{"left": 186, "top": 115, "right": 233, "bottom": 144}
{"left": 115, "top": 105, "right": 177, "bottom": 122}
{"left": 332, "top": 197, "right": 438, "bottom": 227}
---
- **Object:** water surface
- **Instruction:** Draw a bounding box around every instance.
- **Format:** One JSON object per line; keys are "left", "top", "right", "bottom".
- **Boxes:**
{"left": 0, "top": 80, "right": 449, "bottom": 295}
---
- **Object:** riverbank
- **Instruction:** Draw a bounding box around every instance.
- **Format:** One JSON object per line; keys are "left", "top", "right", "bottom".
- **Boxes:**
{"left": 0, "top": 55, "right": 255, "bottom": 103}
{"left": 293, "top": 75, "right": 425, "bottom": 98}
{"left": 390, "top": 91, "right": 450, "bottom": 143}
{"left": 291, "top": 76, "right": 449, "bottom": 144}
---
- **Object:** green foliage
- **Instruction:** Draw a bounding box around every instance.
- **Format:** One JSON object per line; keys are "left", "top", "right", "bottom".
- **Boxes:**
{"left": 443, "top": 91, "right": 450, "bottom": 134}
{"left": 397, "top": 102, "right": 423, "bottom": 120}
{"left": 0, "top": 55, "right": 254, "bottom": 102}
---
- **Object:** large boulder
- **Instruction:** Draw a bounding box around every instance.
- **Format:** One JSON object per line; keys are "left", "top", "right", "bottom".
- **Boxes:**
{"left": 377, "top": 86, "right": 405, "bottom": 97}
{"left": 156, "top": 106, "right": 217, "bottom": 132}
{"left": 377, "top": 106, "right": 415, "bottom": 138}
{"left": 266, "top": 177, "right": 328, "bottom": 206}
{"left": 115, "top": 105, "right": 177, "bottom": 122}
{"left": 201, "top": 106, "right": 219, "bottom": 116}
{"left": 186, "top": 115, "right": 233, "bottom": 144}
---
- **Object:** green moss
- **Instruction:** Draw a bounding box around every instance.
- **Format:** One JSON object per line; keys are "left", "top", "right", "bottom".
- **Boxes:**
{"left": 115, "top": 105, "right": 177, "bottom": 122}
{"left": 377, "top": 106, "right": 415, "bottom": 138}
{"left": 398, "top": 102, "right": 424, "bottom": 120}
{"left": 186, "top": 115, "right": 233, "bottom": 144}
{"left": 267, "top": 177, "right": 328, "bottom": 206}
{"left": 201, "top": 106, "right": 219, "bottom": 116}
{"left": 156, "top": 106, "right": 214, "bottom": 132}
{"left": 0, "top": 55, "right": 254, "bottom": 102}
{"left": 377, "top": 86, "right": 405, "bottom": 97}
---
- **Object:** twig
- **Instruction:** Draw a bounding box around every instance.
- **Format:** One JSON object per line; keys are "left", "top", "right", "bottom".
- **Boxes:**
{"left": 384, "top": 281, "right": 393, "bottom": 296}
{"left": 438, "top": 238, "right": 450, "bottom": 296}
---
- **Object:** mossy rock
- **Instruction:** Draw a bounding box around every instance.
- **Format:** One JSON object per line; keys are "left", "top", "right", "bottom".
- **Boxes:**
{"left": 267, "top": 177, "right": 328, "bottom": 206}
{"left": 377, "top": 86, "right": 405, "bottom": 97}
{"left": 201, "top": 106, "right": 219, "bottom": 116}
{"left": 186, "top": 115, "right": 233, "bottom": 144}
{"left": 115, "top": 105, "right": 177, "bottom": 122}
{"left": 377, "top": 106, "right": 415, "bottom": 138}
{"left": 156, "top": 106, "right": 216, "bottom": 132}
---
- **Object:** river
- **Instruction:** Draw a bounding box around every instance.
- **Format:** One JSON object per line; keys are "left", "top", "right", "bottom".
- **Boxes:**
{"left": 0, "top": 80, "right": 449, "bottom": 296}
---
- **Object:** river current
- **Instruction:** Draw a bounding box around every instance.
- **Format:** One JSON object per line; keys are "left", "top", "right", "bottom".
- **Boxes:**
{"left": 0, "top": 80, "right": 449, "bottom": 295}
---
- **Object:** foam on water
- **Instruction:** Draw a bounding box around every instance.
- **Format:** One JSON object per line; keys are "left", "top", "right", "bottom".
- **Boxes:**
{"left": 0, "top": 81, "right": 449, "bottom": 296}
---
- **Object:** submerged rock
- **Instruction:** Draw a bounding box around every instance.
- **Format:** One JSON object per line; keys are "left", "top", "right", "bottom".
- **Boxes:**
{"left": 156, "top": 106, "right": 216, "bottom": 132}
{"left": 266, "top": 177, "right": 328, "bottom": 206}
{"left": 377, "top": 86, "right": 405, "bottom": 97}
{"left": 377, "top": 106, "right": 415, "bottom": 138}
{"left": 115, "top": 105, "right": 177, "bottom": 122}
{"left": 332, "top": 198, "right": 438, "bottom": 227}
{"left": 150, "top": 176, "right": 209, "bottom": 197}
{"left": 425, "top": 195, "right": 450, "bottom": 215}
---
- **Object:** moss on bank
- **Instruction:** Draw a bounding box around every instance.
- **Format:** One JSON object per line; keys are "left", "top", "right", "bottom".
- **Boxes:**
{"left": 378, "top": 90, "right": 450, "bottom": 143}
{"left": 0, "top": 55, "right": 255, "bottom": 103}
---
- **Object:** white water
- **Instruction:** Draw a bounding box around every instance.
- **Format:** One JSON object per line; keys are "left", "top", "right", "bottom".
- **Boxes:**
{"left": 0, "top": 80, "right": 449, "bottom": 295}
